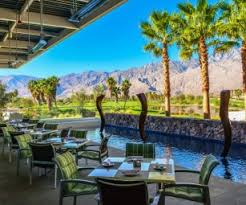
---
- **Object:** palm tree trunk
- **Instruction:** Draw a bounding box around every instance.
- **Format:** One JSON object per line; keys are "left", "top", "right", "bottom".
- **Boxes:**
{"left": 46, "top": 96, "right": 52, "bottom": 111}
{"left": 162, "top": 43, "right": 171, "bottom": 116}
{"left": 241, "top": 41, "right": 246, "bottom": 117}
{"left": 198, "top": 37, "right": 210, "bottom": 119}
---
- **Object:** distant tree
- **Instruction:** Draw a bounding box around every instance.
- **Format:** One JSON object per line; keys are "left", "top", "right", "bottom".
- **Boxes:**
{"left": 173, "top": 0, "right": 224, "bottom": 119}
{"left": 28, "top": 80, "right": 41, "bottom": 105}
{"left": 219, "top": 0, "right": 246, "bottom": 111}
{"left": 0, "top": 82, "right": 9, "bottom": 108}
{"left": 121, "top": 79, "right": 132, "bottom": 110}
{"left": 6, "top": 89, "right": 18, "bottom": 104}
{"left": 47, "top": 76, "right": 60, "bottom": 107}
{"left": 72, "top": 89, "right": 87, "bottom": 115}
{"left": 112, "top": 86, "right": 121, "bottom": 103}
{"left": 28, "top": 77, "right": 59, "bottom": 110}
{"left": 106, "top": 77, "right": 117, "bottom": 98}
{"left": 141, "top": 11, "right": 174, "bottom": 117}
{"left": 0, "top": 82, "right": 20, "bottom": 119}
{"left": 93, "top": 84, "right": 106, "bottom": 100}
{"left": 235, "top": 89, "right": 243, "bottom": 99}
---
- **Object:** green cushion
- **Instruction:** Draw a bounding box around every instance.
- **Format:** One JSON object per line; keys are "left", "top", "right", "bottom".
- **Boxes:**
{"left": 199, "top": 154, "right": 219, "bottom": 185}
{"left": 15, "top": 134, "right": 32, "bottom": 158}
{"left": 69, "top": 130, "right": 87, "bottom": 139}
{"left": 70, "top": 183, "right": 97, "bottom": 194}
{"left": 126, "top": 143, "right": 155, "bottom": 158}
{"left": 165, "top": 186, "right": 203, "bottom": 201}
{"left": 55, "top": 152, "right": 79, "bottom": 191}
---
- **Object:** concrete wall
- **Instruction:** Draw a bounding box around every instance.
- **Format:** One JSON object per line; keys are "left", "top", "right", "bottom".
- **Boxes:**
{"left": 105, "top": 113, "right": 246, "bottom": 144}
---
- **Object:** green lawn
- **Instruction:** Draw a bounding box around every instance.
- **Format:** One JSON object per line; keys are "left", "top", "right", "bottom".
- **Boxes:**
{"left": 10, "top": 96, "right": 244, "bottom": 120}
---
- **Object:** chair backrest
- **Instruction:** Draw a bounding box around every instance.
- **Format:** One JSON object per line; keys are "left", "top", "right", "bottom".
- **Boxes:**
{"left": 69, "top": 130, "right": 87, "bottom": 139}
{"left": 100, "top": 137, "right": 109, "bottom": 155}
{"left": 0, "top": 123, "right": 7, "bottom": 128}
{"left": 30, "top": 119, "right": 39, "bottom": 124}
{"left": 199, "top": 154, "right": 219, "bottom": 185}
{"left": 126, "top": 143, "right": 155, "bottom": 158}
{"left": 9, "top": 131, "right": 25, "bottom": 145}
{"left": 44, "top": 123, "right": 58, "bottom": 130}
{"left": 15, "top": 134, "right": 33, "bottom": 158}
{"left": 2, "top": 126, "right": 17, "bottom": 141}
{"left": 36, "top": 122, "right": 45, "bottom": 128}
{"left": 55, "top": 152, "right": 78, "bottom": 191}
{"left": 96, "top": 178, "right": 149, "bottom": 205}
{"left": 22, "top": 118, "right": 30, "bottom": 123}
{"left": 29, "top": 142, "right": 55, "bottom": 163}
{"left": 60, "top": 128, "right": 70, "bottom": 138}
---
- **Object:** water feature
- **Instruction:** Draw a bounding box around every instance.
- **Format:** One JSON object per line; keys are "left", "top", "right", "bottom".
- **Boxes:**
{"left": 87, "top": 126, "right": 246, "bottom": 184}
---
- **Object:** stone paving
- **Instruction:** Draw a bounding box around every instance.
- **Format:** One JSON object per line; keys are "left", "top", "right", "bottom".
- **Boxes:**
{"left": 0, "top": 142, "right": 246, "bottom": 205}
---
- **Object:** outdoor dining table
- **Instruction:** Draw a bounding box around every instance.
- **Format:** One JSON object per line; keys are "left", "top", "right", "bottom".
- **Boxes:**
{"left": 43, "top": 137, "right": 90, "bottom": 164}
{"left": 26, "top": 129, "right": 60, "bottom": 140}
{"left": 88, "top": 157, "right": 176, "bottom": 184}
{"left": 14, "top": 123, "right": 36, "bottom": 129}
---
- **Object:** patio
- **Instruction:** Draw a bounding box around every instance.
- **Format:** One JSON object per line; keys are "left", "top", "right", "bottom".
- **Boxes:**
{"left": 0, "top": 143, "right": 245, "bottom": 205}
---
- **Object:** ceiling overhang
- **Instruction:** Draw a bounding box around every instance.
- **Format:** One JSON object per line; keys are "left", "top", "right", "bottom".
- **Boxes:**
{"left": 0, "top": 0, "right": 127, "bottom": 68}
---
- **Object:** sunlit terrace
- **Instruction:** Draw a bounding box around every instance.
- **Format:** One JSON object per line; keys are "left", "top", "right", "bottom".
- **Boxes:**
{"left": 0, "top": 0, "right": 246, "bottom": 205}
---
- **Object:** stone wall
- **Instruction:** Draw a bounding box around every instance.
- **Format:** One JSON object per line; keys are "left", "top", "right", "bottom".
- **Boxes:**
{"left": 105, "top": 113, "right": 246, "bottom": 144}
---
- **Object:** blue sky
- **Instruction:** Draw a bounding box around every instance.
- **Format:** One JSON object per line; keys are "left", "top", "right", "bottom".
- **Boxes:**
{"left": 0, "top": 0, "right": 199, "bottom": 77}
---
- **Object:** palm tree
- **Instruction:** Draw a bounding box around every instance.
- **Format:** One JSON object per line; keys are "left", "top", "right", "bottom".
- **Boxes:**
{"left": 28, "top": 80, "right": 41, "bottom": 105}
{"left": 219, "top": 0, "right": 246, "bottom": 112}
{"left": 93, "top": 84, "right": 106, "bottom": 100}
{"left": 174, "top": 0, "right": 222, "bottom": 119}
{"left": 106, "top": 77, "right": 117, "bottom": 98}
{"left": 140, "top": 11, "right": 174, "bottom": 116}
{"left": 47, "top": 76, "right": 59, "bottom": 107}
{"left": 42, "top": 79, "right": 53, "bottom": 111}
{"left": 112, "top": 86, "right": 121, "bottom": 103}
{"left": 121, "top": 79, "right": 132, "bottom": 110}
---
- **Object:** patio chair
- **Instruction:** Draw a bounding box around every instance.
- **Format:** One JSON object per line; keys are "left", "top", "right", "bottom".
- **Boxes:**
{"left": 1, "top": 126, "right": 17, "bottom": 154}
{"left": 29, "top": 142, "right": 57, "bottom": 187}
{"left": 158, "top": 154, "right": 219, "bottom": 205}
{"left": 44, "top": 123, "right": 58, "bottom": 130}
{"left": 96, "top": 178, "right": 160, "bottom": 205}
{"left": 8, "top": 130, "right": 25, "bottom": 163}
{"left": 29, "top": 119, "right": 39, "bottom": 124}
{"left": 55, "top": 151, "right": 97, "bottom": 205}
{"left": 22, "top": 118, "right": 30, "bottom": 123}
{"left": 77, "top": 136, "right": 109, "bottom": 164}
{"left": 15, "top": 134, "right": 33, "bottom": 176}
{"left": 48, "top": 127, "right": 71, "bottom": 140}
{"left": 36, "top": 122, "right": 45, "bottom": 129}
{"left": 0, "top": 123, "right": 6, "bottom": 138}
{"left": 60, "top": 128, "right": 71, "bottom": 138}
{"left": 126, "top": 143, "right": 156, "bottom": 158}
{"left": 69, "top": 129, "right": 87, "bottom": 139}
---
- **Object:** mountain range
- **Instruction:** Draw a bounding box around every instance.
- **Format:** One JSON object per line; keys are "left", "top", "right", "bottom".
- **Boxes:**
{"left": 0, "top": 48, "right": 242, "bottom": 98}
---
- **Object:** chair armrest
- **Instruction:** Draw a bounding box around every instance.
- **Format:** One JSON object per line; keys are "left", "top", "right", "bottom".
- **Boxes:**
{"left": 81, "top": 149, "right": 100, "bottom": 154}
{"left": 19, "top": 148, "right": 30, "bottom": 152}
{"left": 163, "top": 183, "right": 208, "bottom": 190}
{"left": 175, "top": 169, "right": 200, "bottom": 174}
{"left": 86, "top": 144, "right": 100, "bottom": 147}
{"left": 60, "top": 179, "right": 96, "bottom": 186}
{"left": 77, "top": 167, "right": 96, "bottom": 171}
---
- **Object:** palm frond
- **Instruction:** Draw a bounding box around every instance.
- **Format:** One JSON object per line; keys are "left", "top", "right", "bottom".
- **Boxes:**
{"left": 178, "top": 2, "right": 195, "bottom": 15}
{"left": 214, "top": 41, "right": 240, "bottom": 53}
{"left": 144, "top": 42, "right": 162, "bottom": 57}
{"left": 179, "top": 47, "right": 194, "bottom": 60}
{"left": 140, "top": 21, "right": 162, "bottom": 41}
{"left": 197, "top": 0, "right": 208, "bottom": 12}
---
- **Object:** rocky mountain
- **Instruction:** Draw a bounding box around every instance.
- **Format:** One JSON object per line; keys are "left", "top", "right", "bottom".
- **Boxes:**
{"left": 0, "top": 48, "right": 242, "bottom": 97}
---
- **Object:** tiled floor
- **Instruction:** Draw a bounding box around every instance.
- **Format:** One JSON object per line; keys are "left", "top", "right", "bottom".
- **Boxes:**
{"left": 0, "top": 143, "right": 245, "bottom": 205}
